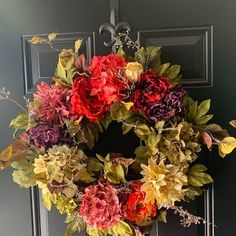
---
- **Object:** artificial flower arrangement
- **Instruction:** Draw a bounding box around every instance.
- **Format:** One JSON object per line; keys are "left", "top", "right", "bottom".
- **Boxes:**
{"left": 1, "top": 32, "right": 236, "bottom": 236}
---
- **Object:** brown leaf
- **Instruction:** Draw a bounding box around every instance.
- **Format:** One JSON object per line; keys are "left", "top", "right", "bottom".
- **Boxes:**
{"left": 47, "top": 180, "right": 66, "bottom": 194}
{"left": 75, "top": 54, "right": 89, "bottom": 73}
{"left": 110, "top": 153, "right": 135, "bottom": 168}
{"left": 0, "top": 133, "right": 29, "bottom": 169}
{"left": 202, "top": 131, "right": 212, "bottom": 150}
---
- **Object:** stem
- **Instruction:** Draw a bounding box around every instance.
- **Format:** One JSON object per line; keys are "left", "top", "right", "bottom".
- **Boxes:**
{"left": 8, "top": 98, "right": 27, "bottom": 113}
{"left": 121, "top": 120, "right": 137, "bottom": 128}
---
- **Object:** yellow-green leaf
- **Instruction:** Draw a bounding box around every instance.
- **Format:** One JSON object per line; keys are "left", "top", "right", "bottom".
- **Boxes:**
{"left": 110, "top": 101, "right": 132, "bottom": 121}
{"left": 157, "top": 209, "right": 167, "bottom": 223}
{"left": 163, "top": 64, "right": 181, "bottom": 79}
{"left": 196, "top": 99, "right": 211, "bottom": 119}
{"left": 123, "top": 102, "right": 133, "bottom": 110}
{"left": 109, "top": 221, "right": 133, "bottom": 236}
{"left": 101, "top": 112, "right": 112, "bottom": 129}
{"left": 29, "top": 36, "right": 44, "bottom": 44}
{"left": 116, "top": 47, "right": 126, "bottom": 57}
{"left": 9, "top": 112, "right": 28, "bottom": 130}
{"left": 42, "top": 191, "right": 52, "bottom": 210}
{"left": 48, "top": 32, "right": 57, "bottom": 41}
{"left": 219, "top": 136, "right": 236, "bottom": 157}
{"left": 188, "top": 164, "right": 213, "bottom": 187}
{"left": 155, "top": 63, "right": 170, "bottom": 75}
{"left": 230, "top": 120, "right": 236, "bottom": 128}
{"left": 134, "top": 124, "right": 151, "bottom": 139}
{"left": 74, "top": 39, "right": 83, "bottom": 52}
{"left": 185, "top": 186, "right": 203, "bottom": 201}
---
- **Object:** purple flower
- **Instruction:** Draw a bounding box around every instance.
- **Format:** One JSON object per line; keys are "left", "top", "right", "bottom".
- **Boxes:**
{"left": 28, "top": 124, "right": 60, "bottom": 149}
{"left": 145, "top": 85, "right": 186, "bottom": 123}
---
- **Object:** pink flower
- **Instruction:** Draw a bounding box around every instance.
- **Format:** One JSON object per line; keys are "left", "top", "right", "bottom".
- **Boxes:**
{"left": 80, "top": 182, "right": 121, "bottom": 230}
{"left": 33, "top": 82, "right": 71, "bottom": 123}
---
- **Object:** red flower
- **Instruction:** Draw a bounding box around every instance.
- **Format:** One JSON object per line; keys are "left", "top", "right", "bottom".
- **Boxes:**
{"left": 123, "top": 181, "right": 157, "bottom": 225}
{"left": 71, "top": 54, "right": 128, "bottom": 122}
{"left": 132, "top": 70, "right": 171, "bottom": 111}
{"left": 89, "top": 54, "right": 126, "bottom": 76}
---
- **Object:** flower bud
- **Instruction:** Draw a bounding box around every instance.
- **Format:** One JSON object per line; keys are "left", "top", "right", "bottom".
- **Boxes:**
{"left": 125, "top": 62, "right": 143, "bottom": 83}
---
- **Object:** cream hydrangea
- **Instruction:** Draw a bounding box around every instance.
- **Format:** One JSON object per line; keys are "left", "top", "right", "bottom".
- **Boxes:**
{"left": 141, "top": 158, "right": 188, "bottom": 208}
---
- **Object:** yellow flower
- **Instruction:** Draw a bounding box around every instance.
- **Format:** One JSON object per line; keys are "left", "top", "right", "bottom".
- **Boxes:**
{"left": 51, "top": 193, "right": 77, "bottom": 215}
{"left": 33, "top": 156, "right": 47, "bottom": 174}
{"left": 125, "top": 62, "right": 143, "bottom": 83}
{"left": 141, "top": 159, "right": 187, "bottom": 208}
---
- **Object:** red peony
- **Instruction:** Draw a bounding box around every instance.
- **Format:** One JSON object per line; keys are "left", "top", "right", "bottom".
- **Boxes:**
{"left": 132, "top": 70, "right": 171, "bottom": 111}
{"left": 71, "top": 54, "right": 128, "bottom": 122}
{"left": 123, "top": 181, "right": 157, "bottom": 225}
{"left": 89, "top": 54, "right": 126, "bottom": 76}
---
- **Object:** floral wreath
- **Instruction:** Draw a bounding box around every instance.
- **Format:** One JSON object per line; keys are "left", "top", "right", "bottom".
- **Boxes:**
{"left": 1, "top": 32, "right": 236, "bottom": 236}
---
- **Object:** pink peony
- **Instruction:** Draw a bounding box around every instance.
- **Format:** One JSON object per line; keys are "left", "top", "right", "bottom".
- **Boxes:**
{"left": 79, "top": 182, "right": 121, "bottom": 230}
{"left": 33, "top": 82, "right": 71, "bottom": 123}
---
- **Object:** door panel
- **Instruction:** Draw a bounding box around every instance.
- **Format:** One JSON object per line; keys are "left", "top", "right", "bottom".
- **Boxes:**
{"left": 119, "top": 0, "right": 236, "bottom": 236}
{"left": 0, "top": 0, "right": 110, "bottom": 236}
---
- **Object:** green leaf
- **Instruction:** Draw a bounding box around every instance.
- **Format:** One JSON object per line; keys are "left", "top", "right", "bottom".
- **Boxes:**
{"left": 104, "top": 162, "right": 127, "bottom": 184}
{"left": 110, "top": 102, "right": 132, "bottom": 121}
{"left": 155, "top": 63, "right": 170, "bottom": 76}
{"left": 146, "top": 46, "right": 161, "bottom": 70}
{"left": 109, "top": 221, "right": 133, "bottom": 236}
{"left": 55, "top": 50, "right": 76, "bottom": 86}
{"left": 185, "top": 186, "right": 203, "bottom": 201}
{"left": 65, "top": 217, "right": 86, "bottom": 236}
{"left": 75, "top": 168, "right": 96, "bottom": 183}
{"left": 101, "top": 112, "right": 112, "bottom": 129}
{"left": 157, "top": 209, "right": 167, "bottom": 223}
{"left": 84, "top": 125, "right": 95, "bottom": 150}
{"left": 155, "top": 120, "right": 165, "bottom": 134}
{"left": 188, "top": 164, "right": 213, "bottom": 187}
{"left": 87, "top": 158, "right": 103, "bottom": 172}
{"left": 48, "top": 32, "right": 57, "bottom": 41}
{"left": 146, "top": 133, "right": 160, "bottom": 155}
{"left": 195, "top": 115, "right": 213, "bottom": 125}
{"left": 163, "top": 65, "right": 181, "bottom": 79}
{"left": 11, "top": 150, "right": 38, "bottom": 188}
{"left": 9, "top": 112, "right": 28, "bottom": 130}
{"left": 116, "top": 47, "right": 126, "bottom": 57}
{"left": 122, "top": 123, "right": 133, "bottom": 135}
{"left": 190, "top": 164, "right": 208, "bottom": 172}
{"left": 135, "top": 47, "right": 146, "bottom": 63}
{"left": 196, "top": 99, "right": 211, "bottom": 119}
{"left": 134, "top": 123, "right": 151, "bottom": 139}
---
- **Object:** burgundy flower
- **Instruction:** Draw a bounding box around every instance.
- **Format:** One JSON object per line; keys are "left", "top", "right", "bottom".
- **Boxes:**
{"left": 28, "top": 124, "right": 60, "bottom": 149}
{"left": 132, "top": 70, "right": 171, "bottom": 111}
{"left": 145, "top": 85, "right": 186, "bottom": 123}
{"left": 79, "top": 182, "right": 121, "bottom": 230}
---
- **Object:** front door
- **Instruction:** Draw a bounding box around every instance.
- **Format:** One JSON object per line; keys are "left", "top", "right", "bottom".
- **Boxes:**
{"left": 1, "top": 1, "right": 236, "bottom": 236}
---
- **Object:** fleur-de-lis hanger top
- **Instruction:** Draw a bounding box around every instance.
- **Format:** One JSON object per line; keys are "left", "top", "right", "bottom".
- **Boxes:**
{"left": 99, "top": 21, "right": 132, "bottom": 47}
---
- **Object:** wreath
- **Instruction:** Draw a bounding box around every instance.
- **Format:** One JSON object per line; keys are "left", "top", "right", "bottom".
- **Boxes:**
{"left": 1, "top": 32, "right": 236, "bottom": 236}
